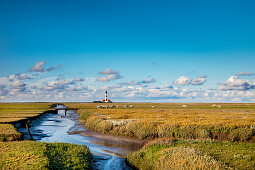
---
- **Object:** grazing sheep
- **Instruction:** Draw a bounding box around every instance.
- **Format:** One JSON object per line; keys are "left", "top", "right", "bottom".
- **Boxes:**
{"left": 152, "top": 105, "right": 156, "bottom": 108}
{"left": 124, "top": 105, "right": 129, "bottom": 108}
{"left": 217, "top": 105, "right": 222, "bottom": 108}
{"left": 182, "top": 105, "right": 188, "bottom": 108}
{"left": 116, "top": 105, "right": 120, "bottom": 108}
{"left": 212, "top": 104, "right": 216, "bottom": 107}
{"left": 130, "top": 105, "right": 134, "bottom": 108}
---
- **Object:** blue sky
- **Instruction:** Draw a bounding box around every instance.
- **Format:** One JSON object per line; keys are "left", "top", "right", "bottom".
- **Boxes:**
{"left": 0, "top": 0, "right": 255, "bottom": 102}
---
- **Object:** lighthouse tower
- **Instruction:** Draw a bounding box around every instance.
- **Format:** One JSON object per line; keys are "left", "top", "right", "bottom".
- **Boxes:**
{"left": 102, "top": 91, "right": 111, "bottom": 102}
{"left": 105, "top": 91, "right": 108, "bottom": 101}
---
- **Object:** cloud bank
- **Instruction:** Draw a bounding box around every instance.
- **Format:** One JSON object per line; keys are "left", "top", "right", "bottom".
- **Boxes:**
{"left": 1, "top": 61, "right": 255, "bottom": 102}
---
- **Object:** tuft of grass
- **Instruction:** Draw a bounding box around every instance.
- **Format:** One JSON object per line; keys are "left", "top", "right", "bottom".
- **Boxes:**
{"left": 127, "top": 139, "right": 255, "bottom": 169}
{"left": 0, "top": 141, "right": 92, "bottom": 169}
{"left": 0, "top": 124, "right": 23, "bottom": 141}
{"left": 126, "top": 121, "right": 159, "bottom": 139}
{"left": 0, "top": 141, "right": 48, "bottom": 169}
{"left": 157, "top": 147, "right": 228, "bottom": 169}
{"left": 85, "top": 116, "right": 113, "bottom": 134}
{"left": 45, "top": 142, "right": 92, "bottom": 169}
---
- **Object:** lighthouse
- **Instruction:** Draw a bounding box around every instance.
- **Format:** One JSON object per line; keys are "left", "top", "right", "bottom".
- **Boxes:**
{"left": 105, "top": 91, "right": 108, "bottom": 101}
{"left": 102, "top": 91, "right": 111, "bottom": 103}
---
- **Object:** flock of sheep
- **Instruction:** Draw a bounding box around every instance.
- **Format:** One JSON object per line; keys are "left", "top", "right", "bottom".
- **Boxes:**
{"left": 211, "top": 104, "right": 222, "bottom": 108}
{"left": 97, "top": 104, "right": 223, "bottom": 109}
{"left": 182, "top": 104, "right": 222, "bottom": 108}
{"left": 97, "top": 105, "right": 134, "bottom": 109}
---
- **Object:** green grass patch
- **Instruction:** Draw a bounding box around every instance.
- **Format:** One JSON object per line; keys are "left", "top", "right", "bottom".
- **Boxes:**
{"left": 0, "top": 124, "right": 23, "bottom": 141}
{"left": 127, "top": 139, "right": 255, "bottom": 169}
{"left": 45, "top": 142, "right": 92, "bottom": 169}
{"left": 0, "top": 141, "right": 92, "bottom": 169}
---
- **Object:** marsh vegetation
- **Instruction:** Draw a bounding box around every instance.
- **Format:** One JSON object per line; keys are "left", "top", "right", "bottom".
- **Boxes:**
{"left": 0, "top": 103, "right": 92, "bottom": 169}
{"left": 66, "top": 102, "right": 255, "bottom": 169}
{"left": 66, "top": 103, "right": 255, "bottom": 142}
{"left": 0, "top": 141, "right": 92, "bottom": 169}
{"left": 1, "top": 102, "right": 255, "bottom": 169}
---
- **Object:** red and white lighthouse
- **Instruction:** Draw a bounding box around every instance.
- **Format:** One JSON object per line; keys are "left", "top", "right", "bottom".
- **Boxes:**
{"left": 102, "top": 91, "right": 111, "bottom": 102}
{"left": 105, "top": 91, "right": 108, "bottom": 101}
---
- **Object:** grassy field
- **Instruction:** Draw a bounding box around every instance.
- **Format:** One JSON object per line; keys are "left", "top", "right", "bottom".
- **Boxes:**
{"left": 1, "top": 102, "right": 253, "bottom": 169}
{"left": 66, "top": 103, "right": 255, "bottom": 141}
{"left": 0, "top": 103, "right": 93, "bottom": 169}
{"left": 0, "top": 103, "right": 52, "bottom": 141}
{"left": 65, "top": 102, "right": 255, "bottom": 169}
{"left": 127, "top": 138, "right": 255, "bottom": 169}
{"left": 0, "top": 141, "right": 92, "bottom": 169}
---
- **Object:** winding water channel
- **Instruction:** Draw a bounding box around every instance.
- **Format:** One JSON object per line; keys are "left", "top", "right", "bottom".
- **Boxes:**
{"left": 17, "top": 106, "right": 144, "bottom": 170}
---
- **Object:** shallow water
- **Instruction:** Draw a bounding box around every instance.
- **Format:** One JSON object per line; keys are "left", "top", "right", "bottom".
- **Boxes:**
{"left": 17, "top": 109, "right": 144, "bottom": 170}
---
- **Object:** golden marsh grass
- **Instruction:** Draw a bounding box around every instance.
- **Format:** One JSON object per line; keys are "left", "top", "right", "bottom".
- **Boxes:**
{"left": 66, "top": 103, "right": 255, "bottom": 141}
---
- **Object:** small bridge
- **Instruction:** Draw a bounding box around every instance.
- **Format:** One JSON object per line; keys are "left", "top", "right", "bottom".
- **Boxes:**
{"left": 55, "top": 107, "right": 78, "bottom": 116}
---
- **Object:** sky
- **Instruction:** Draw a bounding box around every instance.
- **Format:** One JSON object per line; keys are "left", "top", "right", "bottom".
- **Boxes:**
{"left": 0, "top": 0, "right": 255, "bottom": 102}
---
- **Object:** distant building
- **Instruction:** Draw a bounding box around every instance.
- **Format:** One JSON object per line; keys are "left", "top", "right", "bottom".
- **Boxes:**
{"left": 102, "top": 91, "right": 112, "bottom": 102}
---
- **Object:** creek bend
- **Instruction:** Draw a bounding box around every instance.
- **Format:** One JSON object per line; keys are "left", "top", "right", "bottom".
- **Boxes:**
{"left": 17, "top": 105, "right": 144, "bottom": 170}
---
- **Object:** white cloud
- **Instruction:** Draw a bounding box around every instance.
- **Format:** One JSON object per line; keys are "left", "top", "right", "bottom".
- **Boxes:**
{"left": 29, "top": 61, "right": 62, "bottom": 73}
{"left": 74, "top": 78, "right": 85, "bottom": 82}
{"left": 219, "top": 76, "right": 254, "bottom": 91}
{"left": 99, "top": 68, "right": 118, "bottom": 75}
{"left": 29, "top": 61, "right": 45, "bottom": 72}
{"left": 174, "top": 76, "right": 191, "bottom": 85}
{"left": 8, "top": 73, "right": 33, "bottom": 81}
{"left": 141, "top": 78, "right": 156, "bottom": 83}
{"left": 174, "top": 75, "right": 207, "bottom": 85}
{"left": 120, "top": 78, "right": 156, "bottom": 86}
{"left": 236, "top": 72, "right": 255, "bottom": 76}
{"left": 46, "top": 64, "right": 62, "bottom": 72}
{"left": 120, "top": 80, "right": 141, "bottom": 86}
{"left": 97, "top": 68, "right": 121, "bottom": 82}
{"left": 10, "top": 81, "right": 26, "bottom": 93}
{"left": 191, "top": 76, "right": 206, "bottom": 85}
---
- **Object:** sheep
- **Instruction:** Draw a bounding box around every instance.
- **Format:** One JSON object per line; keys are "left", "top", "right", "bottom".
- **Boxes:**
{"left": 97, "top": 105, "right": 102, "bottom": 109}
{"left": 212, "top": 104, "right": 216, "bottom": 107}
{"left": 182, "top": 105, "right": 188, "bottom": 108}
{"left": 130, "top": 105, "right": 134, "bottom": 108}
{"left": 152, "top": 105, "right": 156, "bottom": 108}
{"left": 217, "top": 105, "right": 222, "bottom": 108}
{"left": 124, "top": 105, "right": 129, "bottom": 108}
